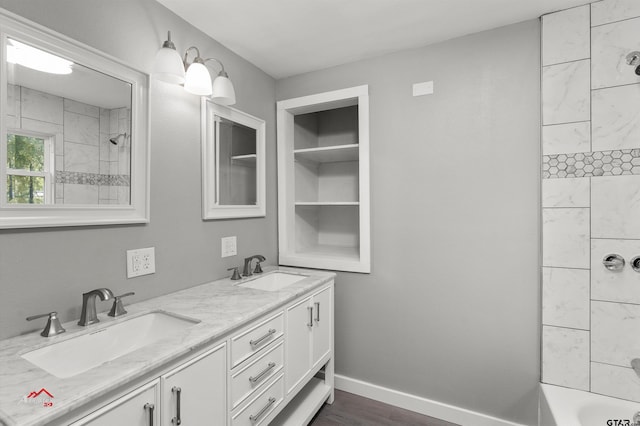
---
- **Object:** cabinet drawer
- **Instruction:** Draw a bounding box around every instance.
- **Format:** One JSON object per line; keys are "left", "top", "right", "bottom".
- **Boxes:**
{"left": 231, "top": 312, "right": 283, "bottom": 367}
{"left": 232, "top": 374, "right": 284, "bottom": 426}
{"left": 231, "top": 340, "right": 284, "bottom": 408}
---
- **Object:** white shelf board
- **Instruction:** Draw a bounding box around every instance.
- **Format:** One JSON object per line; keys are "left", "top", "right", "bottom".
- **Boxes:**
{"left": 293, "top": 244, "right": 360, "bottom": 260}
{"left": 230, "top": 154, "right": 257, "bottom": 166}
{"left": 271, "top": 378, "right": 331, "bottom": 426}
{"left": 294, "top": 144, "right": 359, "bottom": 163}
{"left": 295, "top": 201, "right": 359, "bottom": 206}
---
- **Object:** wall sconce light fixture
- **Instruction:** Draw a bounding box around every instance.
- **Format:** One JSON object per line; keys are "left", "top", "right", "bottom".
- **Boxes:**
{"left": 153, "top": 31, "right": 236, "bottom": 105}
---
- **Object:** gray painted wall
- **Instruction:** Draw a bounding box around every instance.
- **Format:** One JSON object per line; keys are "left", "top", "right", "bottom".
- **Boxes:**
{"left": 276, "top": 20, "right": 541, "bottom": 425}
{"left": 0, "top": 0, "right": 277, "bottom": 340}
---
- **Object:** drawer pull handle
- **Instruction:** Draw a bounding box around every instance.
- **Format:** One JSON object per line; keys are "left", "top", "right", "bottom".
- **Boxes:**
{"left": 315, "top": 302, "right": 320, "bottom": 322}
{"left": 171, "top": 386, "right": 182, "bottom": 425}
{"left": 144, "top": 403, "right": 155, "bottom": 426}
{"left": 249, "top": 396, "right": 276, "bottom": 423}
{"left": 307, "top": 306, "right": 313, "bottom": 327}
{"left": 249, "top": 362, "right": 276, "bottom": 384}
{"left": 250, "top": 328, "right": 276, "bottom": 348}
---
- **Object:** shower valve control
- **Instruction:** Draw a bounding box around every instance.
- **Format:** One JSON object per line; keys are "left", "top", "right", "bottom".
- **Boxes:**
{"left": 631, "top": 256, "right": 640, "bottom": 273}
{"left": 603, "top": 254, "right": 625, "bottom": 271}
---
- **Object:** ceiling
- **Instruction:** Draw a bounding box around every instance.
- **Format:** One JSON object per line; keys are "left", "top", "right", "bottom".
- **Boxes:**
{"left": 156, "top": 0, "right": 592, "bottom": 79}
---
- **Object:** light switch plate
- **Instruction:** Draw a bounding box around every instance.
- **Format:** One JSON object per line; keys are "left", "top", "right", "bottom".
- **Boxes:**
{"left": 127, "top": 247, "right": 156, "bottom": 278}
{"left": 221, "top": 236, "right": 237, "bottom": 258}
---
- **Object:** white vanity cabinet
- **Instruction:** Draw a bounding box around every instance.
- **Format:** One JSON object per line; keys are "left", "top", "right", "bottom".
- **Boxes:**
{"left": 284, "top": 285, "right": 333, "bottom": 396}
{"left": 71, "top": 380, "right": 159, "bottom": 426}
{"left": 161, "top": 343, "right": 227, "bottom": 425}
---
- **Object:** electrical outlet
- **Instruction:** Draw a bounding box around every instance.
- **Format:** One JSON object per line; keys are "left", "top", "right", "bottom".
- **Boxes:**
{"left": 221, "top": 236, "right": 237, "bottom": 258}
{"left": 127, "top": 247, "right": 156, "bottom": 278}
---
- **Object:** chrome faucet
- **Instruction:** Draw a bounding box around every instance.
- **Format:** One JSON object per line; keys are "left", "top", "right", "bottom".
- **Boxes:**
{"left": 242, "top": 255, "right": 266, "bottom": 277}
{"left": 78, "top": 288, "right": 114, "bottom": 326}
{"left": 632, "top": 358, "right": 640, "bottom": 378}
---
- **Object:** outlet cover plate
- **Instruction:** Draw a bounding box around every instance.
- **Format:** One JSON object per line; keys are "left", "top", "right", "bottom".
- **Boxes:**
{"left": 221, "top": 236, "right": 237, "bottom": 258}
{"left": 127, "top": 247, "right": 156, "bottom": 278}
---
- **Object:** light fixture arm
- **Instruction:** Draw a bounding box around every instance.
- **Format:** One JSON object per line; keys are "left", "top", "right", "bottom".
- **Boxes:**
{"left": 203, "top": 57, "right": 228, "bottom": 77}
{"left": 183, "top": 46, "right": 204, "bottom": 67}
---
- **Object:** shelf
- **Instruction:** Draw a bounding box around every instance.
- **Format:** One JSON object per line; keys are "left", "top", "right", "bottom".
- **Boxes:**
{"left": 294, "top": 144, "right": 359, "bottom": 163}
{"left": 270, "top": 378, "right": 331, "bottom": 426}
{"left": 230, "top": 154, "right": 256, "bottom": 166}
{"left": 295, "top": 201, "right": 359, "bottom": 206}
{"left": 292, "top": 244, "right": 360, "bottom": 261}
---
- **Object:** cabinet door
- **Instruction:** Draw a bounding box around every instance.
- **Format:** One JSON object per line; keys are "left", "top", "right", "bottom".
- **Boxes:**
{"left": 311, "top": 286, "right": 332, "bottom": 369}
{"left": 161, "top": 343, "right": 226, "bottom": 426}
{"left": 285, "top": 296, "right": 312, "bottom": 394}
{"left": 72, "top": 380, "right": 159, "bottom": 426}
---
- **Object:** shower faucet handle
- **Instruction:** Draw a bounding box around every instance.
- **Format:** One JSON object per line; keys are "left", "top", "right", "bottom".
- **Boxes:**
{"left": 602, "top": 254, "right": 625, "bottom": 271}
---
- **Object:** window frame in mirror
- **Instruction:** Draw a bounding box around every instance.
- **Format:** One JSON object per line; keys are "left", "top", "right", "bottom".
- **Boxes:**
{"left": 0, "top": 9, "right": 149, "bottom": 228}
{"left": 201, "top": 99, "right": 265, "bottom": 220}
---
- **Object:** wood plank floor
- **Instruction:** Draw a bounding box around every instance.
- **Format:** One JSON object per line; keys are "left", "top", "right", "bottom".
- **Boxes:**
{"left": 308, "top": 390, "right": 460, "bottom": 426}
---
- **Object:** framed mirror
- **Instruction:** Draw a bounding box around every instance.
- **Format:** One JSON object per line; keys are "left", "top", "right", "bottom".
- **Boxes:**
{"left": 0, "top": 9, "right": 149, "bottom": 228}
{"left": 201, "top": 99, "right": 265, "bottom": 219}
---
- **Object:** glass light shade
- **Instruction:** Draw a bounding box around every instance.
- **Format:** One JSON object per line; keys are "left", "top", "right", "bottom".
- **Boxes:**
{"left": 7, "top": 39, "right": 72, "bottom": 75}
{"left": 153, "top": 47, "right": 185, "bottom": 84}
{"left": 211, "top": 75, "right": 236, "bottom": 105}
{"left": 184, "top": 62, "right": 212, "bottom": 96}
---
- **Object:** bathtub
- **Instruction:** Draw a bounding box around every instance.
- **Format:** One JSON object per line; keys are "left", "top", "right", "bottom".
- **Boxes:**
{"left": 540, "top": 383, "right": 640, "bottom": 426}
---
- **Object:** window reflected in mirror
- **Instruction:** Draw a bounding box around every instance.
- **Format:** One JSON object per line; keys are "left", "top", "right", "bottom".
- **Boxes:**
{"left": 4, "top": 37, "right": 132, "bottom": 206}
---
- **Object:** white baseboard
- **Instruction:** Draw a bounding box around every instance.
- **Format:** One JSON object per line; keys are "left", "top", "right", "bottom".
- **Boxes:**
{"left": 334, "top": 374, "right": 526, "bottom": 426}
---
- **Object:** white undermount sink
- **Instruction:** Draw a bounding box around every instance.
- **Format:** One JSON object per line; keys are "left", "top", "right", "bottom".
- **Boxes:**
{"left": 238, "top": 272, "right": 307, "bottom": 291}
{"left": 21, "top": 311, "right": 199, "bottom": 378}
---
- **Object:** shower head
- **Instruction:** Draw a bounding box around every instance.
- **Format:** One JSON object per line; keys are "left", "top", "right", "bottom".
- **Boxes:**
{"left": 109, "top": 133, "right": 128, "bottom": 145}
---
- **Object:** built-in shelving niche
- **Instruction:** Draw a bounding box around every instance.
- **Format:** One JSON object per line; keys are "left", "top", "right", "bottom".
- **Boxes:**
{"left": 277, "top": 86, "right": 370, "bottom": 273}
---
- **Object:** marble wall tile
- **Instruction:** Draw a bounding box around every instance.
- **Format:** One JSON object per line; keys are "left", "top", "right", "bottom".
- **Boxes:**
{"left": 542, "top": 5, "right": 590, "bottom": 66}
{"left": 63, "top": 183, "right": 99, "bottom": 204}
{"left": 592, "top": 239, "right": 640, "bottom": 304}
{"left": 543, "top": 178, "right": 590, "bottom": 207}
{"left": 55, "top": 155, "right": 64, "bottom": 172}
{"left": 543, "top": 208, "right": 590, "bottom": 268}
{"left": 542, "top": 326, "right": 590, "bottom": 390}
{"left": 64, "top": 111, "right": 99, "bottom": 146}
{"left": 592, "top": 175, "right": 640, "bottom": 239}
{"left": 542, "top": 122, "right": 591, "bottom": 155}
{"left": 592, "top": 84, "right": 640, "bottom": 151}
{"left": 20, "top": 87, "right": 63, "bottom": 124}
{"left": 591, "top": 301, "right": 640, "bottom": 367}
{"left": 543, "top": 267, "right": 590, "bottom": 329}
{"left": 592, "top": 0, "right": 640, "bottom": 26}
{"left": 591, "top": 362, "right": 640, "bottom": 402}
{"left": 592, "top": 17, "right": 640, "bottom": 89}
{"left": 543, "top": 60, "right": 591, "bottom": 125}
{"left": 63, "top": 98, "right": 99, "bottom": 118}
{"left": 64, "top": 142, "right": 99, "bottom": 174}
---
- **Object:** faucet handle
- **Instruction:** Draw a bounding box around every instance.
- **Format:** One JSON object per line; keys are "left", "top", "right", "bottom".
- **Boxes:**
{"left": 227, "top": 267, "right": 242, "bottom": 280}
{"left": 253, "top": 260, "right": 264, "bottom": 274}
{"left": 26, "top": 312, "right": 66, "bottom": 337}
{"left": 108, "top": 292, "right": 135, "bottom": 317}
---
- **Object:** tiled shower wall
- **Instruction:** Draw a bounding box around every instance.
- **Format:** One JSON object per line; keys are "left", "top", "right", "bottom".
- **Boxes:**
{"left": 541, "top": 0, "right": 640, "bottom": 401}
{"left": 6, "top": 84, "right": 130, "bottom": 204}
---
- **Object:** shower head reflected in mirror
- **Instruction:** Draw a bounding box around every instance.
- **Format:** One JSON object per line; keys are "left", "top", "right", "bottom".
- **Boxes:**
{"left": 109, "top": 133, "right": 128, "bottom": 145}
{"left": 626, "top": 51, "right": 640, "bottom": 76}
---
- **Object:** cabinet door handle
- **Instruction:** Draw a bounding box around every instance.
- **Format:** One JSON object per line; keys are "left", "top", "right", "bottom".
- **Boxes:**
{"left": 307, "top": 306, "right": 313, "bottom": 327}
{"left": 249, "top": 396, "right": 276, "bottom": 423}
{"left": 314, "top": 302, "right": 320, "bottom": 322}
{"left": 171, "top": 386, "right": 182, "bottom": 425}
{"left": 250, "top": 328, "right": 276, "bottom": 348}
{"left": 249, "top": 362, "right": 276, "bottom": 384}
{"left": 144, "top": 403, "right": 154, "bottom": 426}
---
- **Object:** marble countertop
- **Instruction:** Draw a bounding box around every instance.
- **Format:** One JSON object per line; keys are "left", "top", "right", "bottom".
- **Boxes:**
{"left": 0, "top": 266, "right": 335, "bottom": 426}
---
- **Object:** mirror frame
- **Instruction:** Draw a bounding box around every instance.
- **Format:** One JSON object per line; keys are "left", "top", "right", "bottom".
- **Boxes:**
{"left": 0, "top": 9, "right": 149, "bottom": 228}
{"left": 201, "top": 99, "right": 265, "bottom": 220}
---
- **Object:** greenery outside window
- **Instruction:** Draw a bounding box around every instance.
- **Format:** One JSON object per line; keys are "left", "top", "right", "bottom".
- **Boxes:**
{"left": 5, "top": 132, "right": 54, "bottom": 204}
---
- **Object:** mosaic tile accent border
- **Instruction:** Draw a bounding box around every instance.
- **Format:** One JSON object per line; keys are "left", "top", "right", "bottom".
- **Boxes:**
{"left": 543, "top": 149, "right": 640, "bottom": 179}
{"left": 56, "top": 171, "right": 130, "bottom": 186}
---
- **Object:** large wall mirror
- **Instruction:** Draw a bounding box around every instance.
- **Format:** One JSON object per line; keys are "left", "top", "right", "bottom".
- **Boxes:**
{"left": 202, "top": 99, "right": 265, "bottom": 219}
{"left": 0, "top": 9, "right": 149, "bottom": 228}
